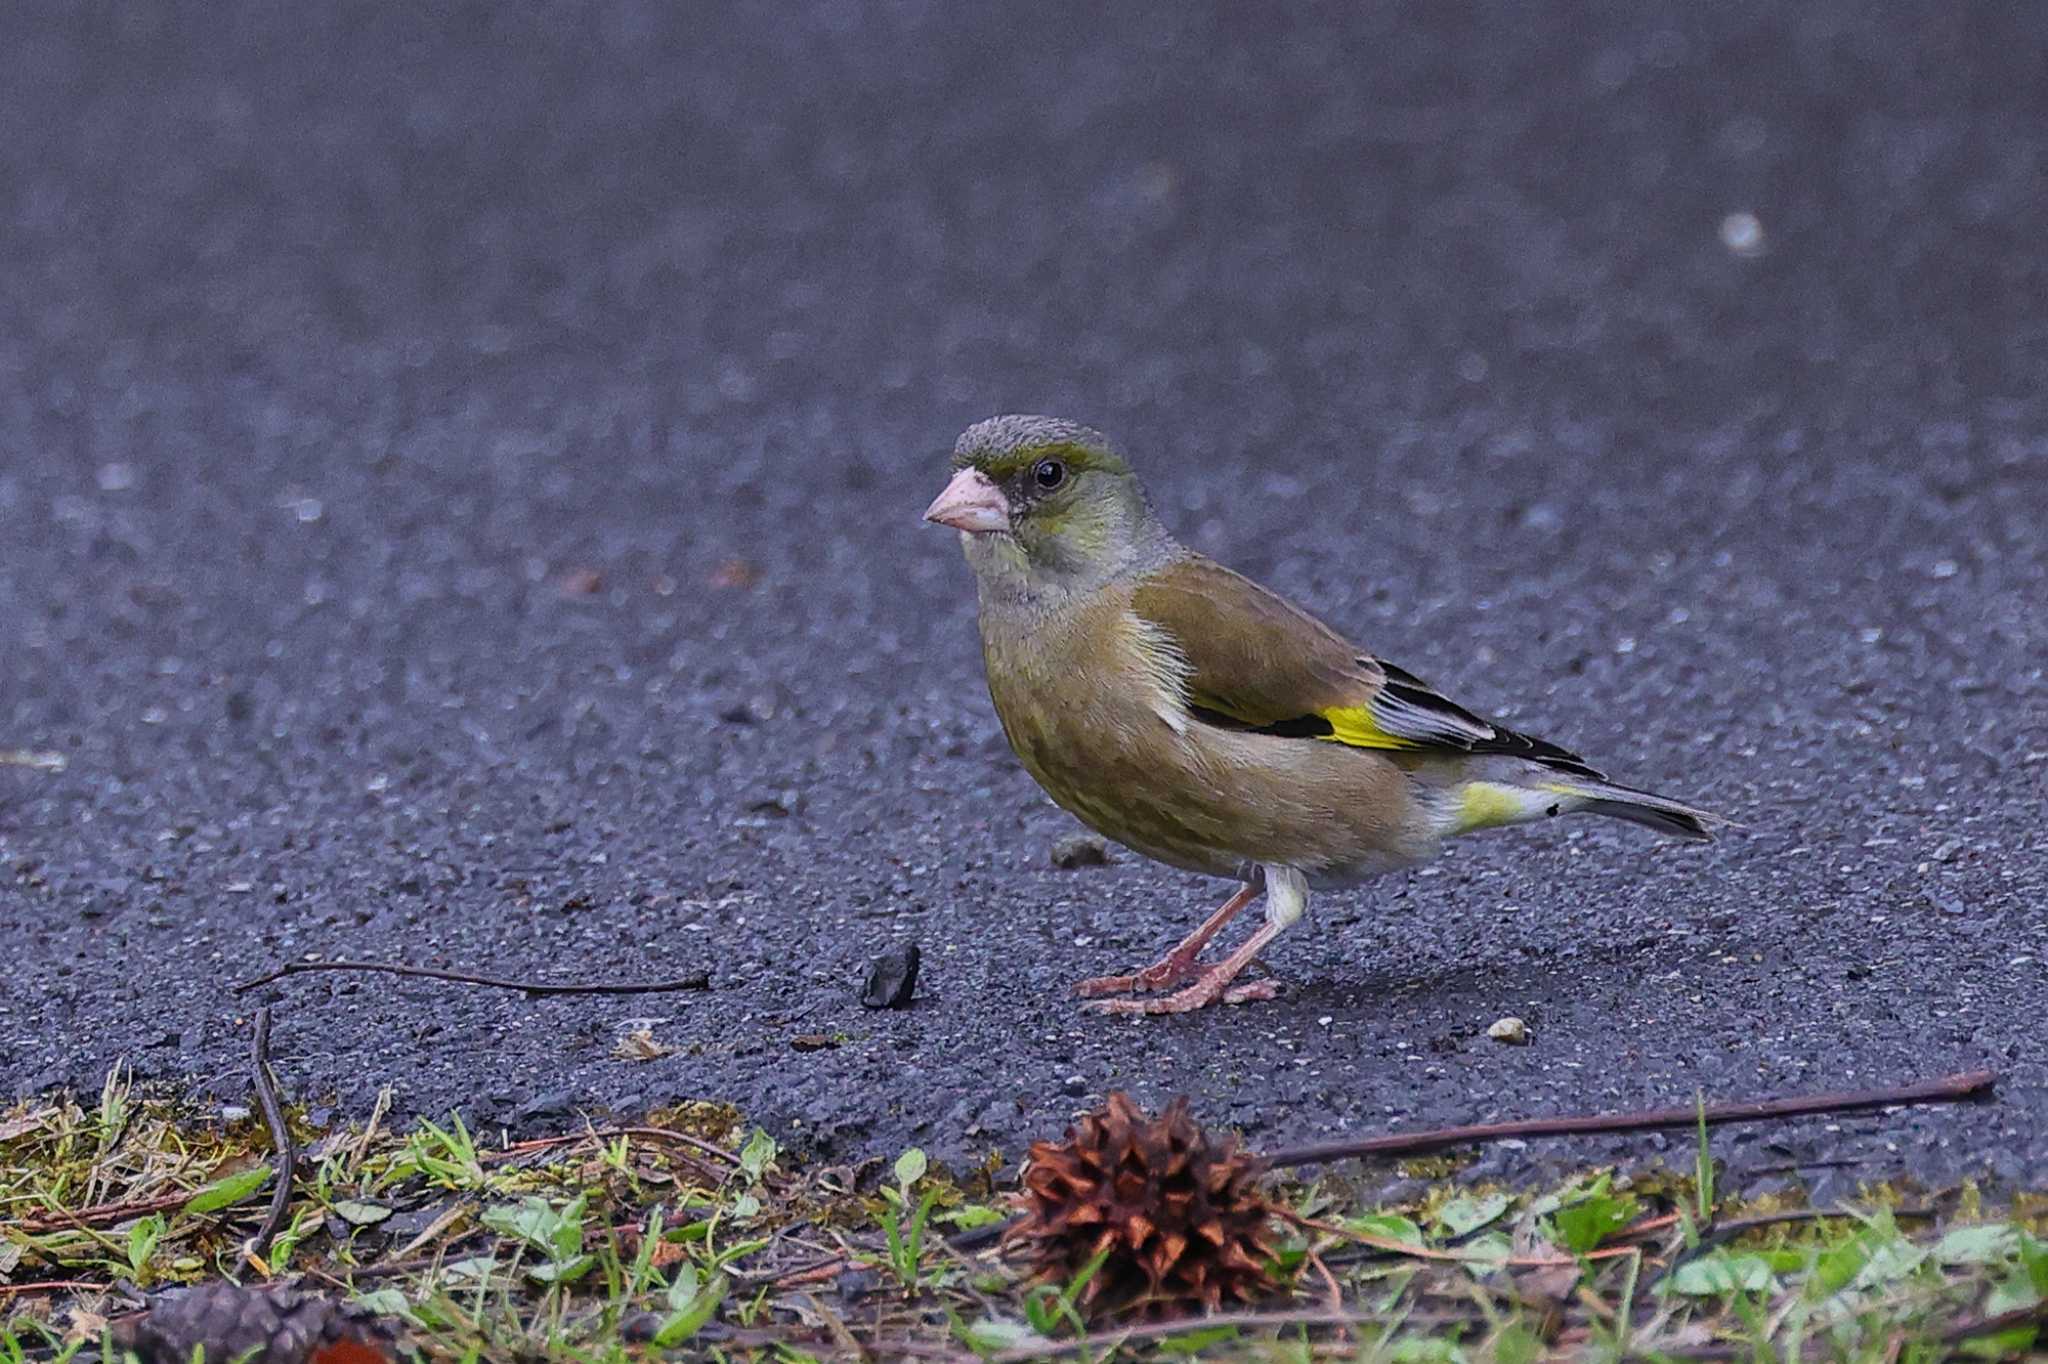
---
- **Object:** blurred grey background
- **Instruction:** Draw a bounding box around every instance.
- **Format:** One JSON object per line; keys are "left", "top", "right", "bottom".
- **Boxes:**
{"left": 2, "top": 3, "right": 2043, "bottom": 1182}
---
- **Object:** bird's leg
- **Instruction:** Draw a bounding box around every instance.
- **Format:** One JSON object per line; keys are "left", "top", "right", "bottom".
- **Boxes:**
{"left": 1072, "top": 882, "right": 1260, "bottom": 998}
{"left": 1086, "top": 866, "right": 1308, "bottom": 1015}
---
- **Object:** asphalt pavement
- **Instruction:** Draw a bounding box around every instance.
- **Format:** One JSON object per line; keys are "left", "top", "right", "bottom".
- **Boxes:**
{"left": 2, "top": 3, "right": 2044, "bottom": 1189}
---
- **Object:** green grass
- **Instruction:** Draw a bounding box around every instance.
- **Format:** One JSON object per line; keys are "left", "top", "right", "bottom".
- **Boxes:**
{"left": 2, "top": 1071, "right": 2043, "bottom": 1362}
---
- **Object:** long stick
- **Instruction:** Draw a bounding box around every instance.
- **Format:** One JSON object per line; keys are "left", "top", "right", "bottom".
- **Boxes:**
{"left": 235, "top": 959, "right": 711, "bottom": 997}
{"left": 1262, "top": 1070, "right": 1994, "bottom": 1168}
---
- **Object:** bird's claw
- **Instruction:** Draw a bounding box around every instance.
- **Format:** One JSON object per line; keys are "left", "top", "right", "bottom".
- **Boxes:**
{"left": 1072, "top": 957, "right": 1201, "bottom": 998}
{"left": 1081, "top": 975, "right": 1280, "bottom": 1015}
{"left": 1073, "top": 973, "right": 1142, "bottom": 998}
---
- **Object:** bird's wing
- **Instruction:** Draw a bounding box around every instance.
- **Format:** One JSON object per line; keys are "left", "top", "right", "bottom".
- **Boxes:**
{"left": 1129, "top": 555, "right": 1603, "bottom": 776}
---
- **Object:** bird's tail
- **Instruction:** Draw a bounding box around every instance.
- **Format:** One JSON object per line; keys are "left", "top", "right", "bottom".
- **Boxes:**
{"left": 1443, "top": 770, "right": 1721, "bottom": 841}
{"left": 1562, "top": 779, "right": 1719, "bottom": 841}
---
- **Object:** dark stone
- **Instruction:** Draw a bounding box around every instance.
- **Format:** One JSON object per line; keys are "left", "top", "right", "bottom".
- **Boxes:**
{"left": 836, "top": 1266, "right": 878, "bottom": 1302}
{"left": 860, "top": 942, "right": 920, "bottom": 1009}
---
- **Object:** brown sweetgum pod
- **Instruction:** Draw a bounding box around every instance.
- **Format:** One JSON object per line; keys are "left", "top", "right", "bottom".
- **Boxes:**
{"left": 1004, "top": 1091, "right": 1279, "bottom": 1319}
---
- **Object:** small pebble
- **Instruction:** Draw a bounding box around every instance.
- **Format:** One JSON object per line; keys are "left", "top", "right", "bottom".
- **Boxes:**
{"left": 861, "top": 942, "right": 920, "bottom": 1008}
{"left": 1486, "top": 1016, "right": 1530, "bottom": 1045}
{"left": 710, "top": 558, "right": 760, "bottom": 589}
{"left": 1050, "top": 834, "right": 1110, "bottom": 869}
{"left": 558, "top": 566, "right": 604, "bottom": 596}
{"left": 1719, "top": 210, "right": 1765, "bottom": 256}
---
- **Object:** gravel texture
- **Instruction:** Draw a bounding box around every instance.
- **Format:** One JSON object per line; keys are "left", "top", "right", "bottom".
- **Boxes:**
{"left": 2, "top": 3, "right": 2043, "bottom": 1186}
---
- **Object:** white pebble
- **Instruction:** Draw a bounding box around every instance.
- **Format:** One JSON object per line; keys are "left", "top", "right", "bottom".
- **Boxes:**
{"left": 1719, "top": 211, "right": 1765, "bottom": 256}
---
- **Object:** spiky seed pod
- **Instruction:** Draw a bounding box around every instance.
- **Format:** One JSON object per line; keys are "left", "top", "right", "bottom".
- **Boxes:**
{"left": 111, "top": 1282, "right": 405, "bottom": 1364}
{"left": 1005, "top": 1092, "right": 1278, "bottom": 1319}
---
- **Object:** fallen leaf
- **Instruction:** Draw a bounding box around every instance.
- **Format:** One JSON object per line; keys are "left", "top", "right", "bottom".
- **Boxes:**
{"left": 64, "top": 1308, "right": 110, "bottom": 1346}
{"left": 332, "top": 1199, "right": 395, "bottom": 1227}
{"left": 1434, "top": 1191, "right": 1511, "bottom": 1238}
{"left": 0, "top": 1107, "right": 56, "bottom": 1141}
{"left": 1512, "top": 1260, "right": 1581, "bottom": 1327}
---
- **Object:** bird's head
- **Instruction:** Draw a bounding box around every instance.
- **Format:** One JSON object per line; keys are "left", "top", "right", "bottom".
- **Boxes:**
{"left": 925, "top": 415, "right": 1161, "bottom": 597}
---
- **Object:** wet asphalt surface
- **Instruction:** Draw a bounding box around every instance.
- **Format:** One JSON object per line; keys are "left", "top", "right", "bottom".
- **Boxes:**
{"left": 2, "top": 4, "right": 2044, "bottom": 1191}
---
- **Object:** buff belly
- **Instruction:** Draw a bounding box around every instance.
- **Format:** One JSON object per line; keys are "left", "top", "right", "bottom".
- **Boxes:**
{"left": 991, "top": 660, "right": 1436, "bottom": 885}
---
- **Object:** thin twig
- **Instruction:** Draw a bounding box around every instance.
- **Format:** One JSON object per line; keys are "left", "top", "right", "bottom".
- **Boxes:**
{"left": 235, "top": 958, "right": 713, "bottom": 996}
{"left": 1283, "top": 1209, "right": 1643, "bottom": 1269}
{"left": 841, "top": 1339, "right": 974, "bottom": 1363}
{"left": 986, "top": 1307, "right": 1470, "bottom": 1362}
{"left": 774, "top": 1258, "right": 851, "bottom": 1289}
{"left": 1613, "top": 1212, "right": 1683, "bottom": 1242}
{"left": 800, "top": 1288, "right": 866, "bottom": 1360}
{"left": 947, "top": 1219, "right": 1010, "bottom": 1254}
{"left": 947, "top": 1219, "right": 1011, "bottom": 1254}
{"left": 249, "top": 1005, "right": 297, "bottom": 1260}
{"left": 1316, "top": 1211, "right": 1682, "bottom": 1271}
{"left": 347, "top": 1083, "right": 393, "bottom": 1178}
{"left": 1709, "top": 1205, "right": 1936, "bottom": 1237}
{"left": 1940, "top": 1300, "right": 2048, "bottom": 1343}
{"left": 1643, "top": 1205, "right": 1939, "bottom": 1293}
{"left": 329, "top": 1252, "right": 462, "bottom": 1284}
{"left": 14, "top": 1192, "right": 192, "bottom": 1236}
{"left": 1263, "top": 1070, "right": 1995, "bottom": 1168}
{"left": 1303, "top": 1243, "right": 1347, "bottom": 1344}
{"left": 493, "top": 1124, "right": 740, "bottom": 1170}
{"left": 0, "top": 1280, "right": 112, "bottom": 1299}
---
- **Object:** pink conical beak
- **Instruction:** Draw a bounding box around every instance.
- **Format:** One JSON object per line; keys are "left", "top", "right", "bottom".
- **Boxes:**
{"left": 922, "top": 467, "right": 1012, "bottom": 534}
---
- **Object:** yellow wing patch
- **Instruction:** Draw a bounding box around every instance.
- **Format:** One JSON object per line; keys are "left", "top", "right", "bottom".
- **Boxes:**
{"left": 1315, "top": 705, "right": 1424, "bottom": 751}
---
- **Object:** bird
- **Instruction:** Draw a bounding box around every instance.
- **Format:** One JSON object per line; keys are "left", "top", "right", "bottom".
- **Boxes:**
{"left": 923, "top": 414, "right": 1720, "bottom": 1015}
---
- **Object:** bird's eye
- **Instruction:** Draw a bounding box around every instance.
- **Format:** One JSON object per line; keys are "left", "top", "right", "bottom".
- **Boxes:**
{"left": 1033, "top": 458, "right": 1066, "bottom": 490}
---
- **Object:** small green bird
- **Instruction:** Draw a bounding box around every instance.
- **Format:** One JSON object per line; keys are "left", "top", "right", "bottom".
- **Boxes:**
{"left": 925, "top": 415, "right": 1720, "bottom": 1015}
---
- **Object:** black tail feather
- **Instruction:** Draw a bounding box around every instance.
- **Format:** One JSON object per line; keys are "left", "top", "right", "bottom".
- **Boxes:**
{"left": 1579, "top": 797, "right": 1715, "bottom": 841}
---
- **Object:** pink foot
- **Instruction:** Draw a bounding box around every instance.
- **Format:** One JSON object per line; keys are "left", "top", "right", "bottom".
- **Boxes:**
{"left": 1083, "top": 972, "right": 1281, "bottom": 1015}
{"left": 1072, "top": 954, "right": 1203, "bottom": 998}
{"left": 1071, "top": 884, "right": 1262, "bottom": 1000}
